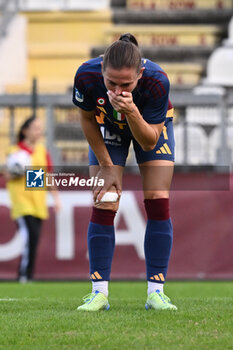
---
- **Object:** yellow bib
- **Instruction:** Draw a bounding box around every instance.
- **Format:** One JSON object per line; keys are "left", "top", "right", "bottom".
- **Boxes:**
{"left": 7, "top": 143, "right": 49, "bottom": 220}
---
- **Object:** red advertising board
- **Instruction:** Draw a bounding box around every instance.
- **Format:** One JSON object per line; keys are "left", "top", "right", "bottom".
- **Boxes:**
{"left": 0, "top": 173, "right": 233, "bottom": 280}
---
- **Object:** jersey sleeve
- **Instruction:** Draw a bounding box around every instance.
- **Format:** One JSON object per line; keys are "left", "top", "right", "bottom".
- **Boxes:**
{"left": 142, "top": 73, "right": 170, "bottom": 125}
{"left": 72, "top": 64, "right": 96, "bottom": 111}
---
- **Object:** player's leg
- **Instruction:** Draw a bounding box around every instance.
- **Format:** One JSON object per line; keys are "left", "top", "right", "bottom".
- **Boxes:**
{"left": 89, "top": 165, "right": 123, "bottom": 283}
{"left": 134, "top": 118, "right": 177, "bottom": 310}
{"left": 139, "top": 159, "right": 174, "bottom": 287}
{"left": 23, "top": 215, "right": 42, "bottom": 280}
{"left": 77, "top": 126, "right": 129, "bottom": 311}
{"left": 139, "top": 160, "right": 177, "bottom": 310}
{"left": 17, "top": 217, "right": 30, "bottom": 282}
{"left": 17, "top": 215, "right": 42, "bottom": 282}
{"left": 78, "top": 166, "right": 124, "bottom": 311}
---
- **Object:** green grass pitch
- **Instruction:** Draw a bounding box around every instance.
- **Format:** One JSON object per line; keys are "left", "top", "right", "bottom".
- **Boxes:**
{"left": 0, "top": 281, "right": 232, "bottom": 350}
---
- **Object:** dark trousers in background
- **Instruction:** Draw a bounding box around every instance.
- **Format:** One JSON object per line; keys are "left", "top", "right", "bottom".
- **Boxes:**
{"left": 16, "top": 215, "right": 42, "bottom": 280}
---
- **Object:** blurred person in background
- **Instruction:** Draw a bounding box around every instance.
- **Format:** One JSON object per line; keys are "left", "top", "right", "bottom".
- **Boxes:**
{"left": 5, "top": 116, "right": 60, "bottom": 283}
{"left": 73, "top": 33, "right": 177, "bottom": 311}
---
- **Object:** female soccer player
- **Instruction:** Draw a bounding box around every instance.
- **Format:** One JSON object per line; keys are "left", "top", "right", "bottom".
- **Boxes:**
{"left": 73, "top": 33, "right": 177, "bottom": 311}
{"left": 6, "top": 116, "right": 60, "bottom": 282}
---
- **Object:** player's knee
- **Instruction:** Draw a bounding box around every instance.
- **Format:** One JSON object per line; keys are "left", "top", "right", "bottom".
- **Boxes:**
{"left": 144, "top": 190, "right": 169, "bottom": 200}
{"left": 93, "top": 192, "right": 120, "bottom": 211}
{"left": 93, "top": 201, "right": 119, "bottom": 211}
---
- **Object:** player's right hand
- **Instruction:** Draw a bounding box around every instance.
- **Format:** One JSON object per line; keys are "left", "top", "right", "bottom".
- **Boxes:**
{"left": 93, "top": 166, "right": 121, "bottom": 203}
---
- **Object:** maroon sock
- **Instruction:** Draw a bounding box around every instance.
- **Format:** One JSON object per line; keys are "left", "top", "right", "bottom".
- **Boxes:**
{"left": 90, "top": 207, "right": 116, "bottom": 226}
{"left": 144, "top": 198, "right": 170, "bottom": 221}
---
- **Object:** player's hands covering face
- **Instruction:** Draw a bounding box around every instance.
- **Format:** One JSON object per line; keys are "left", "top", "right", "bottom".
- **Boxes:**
{"left": 107, "top": 91, "right": 135, "bottom": 115}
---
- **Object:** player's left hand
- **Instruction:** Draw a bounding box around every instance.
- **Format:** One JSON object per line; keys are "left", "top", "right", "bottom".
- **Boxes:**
{"left": 107, "top": 90, "right": 135, "bottom": 115}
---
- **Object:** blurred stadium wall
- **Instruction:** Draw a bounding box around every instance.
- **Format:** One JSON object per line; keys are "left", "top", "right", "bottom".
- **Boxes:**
{"left": 0, "top": 0, "right": 233, "bottom": 280}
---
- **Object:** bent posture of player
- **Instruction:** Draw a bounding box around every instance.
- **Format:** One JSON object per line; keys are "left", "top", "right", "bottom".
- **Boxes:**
{"left": 73, "top": 33, "right": 177, "bottom": 311}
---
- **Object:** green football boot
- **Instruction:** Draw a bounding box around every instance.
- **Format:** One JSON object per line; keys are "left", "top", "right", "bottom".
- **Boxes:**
{"left": 145, "top": 290, "right": 177, "bottom": 311}
{"left": 77, "top": 291, "right": 110, "bottom": 311}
